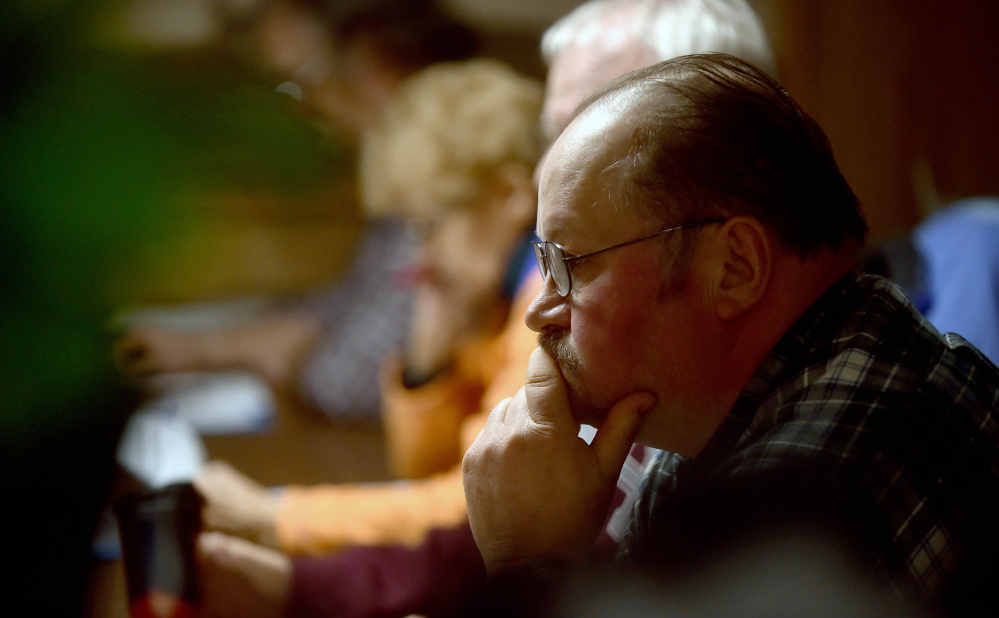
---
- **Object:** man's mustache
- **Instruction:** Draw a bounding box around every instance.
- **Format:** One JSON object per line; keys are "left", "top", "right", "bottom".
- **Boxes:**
{"left": 537, "top": 328, "right": 580, "bottom": 376}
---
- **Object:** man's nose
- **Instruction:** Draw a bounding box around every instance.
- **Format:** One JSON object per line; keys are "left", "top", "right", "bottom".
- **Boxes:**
{"left": 525, "top": 272, "right": 568, "bottom": 333}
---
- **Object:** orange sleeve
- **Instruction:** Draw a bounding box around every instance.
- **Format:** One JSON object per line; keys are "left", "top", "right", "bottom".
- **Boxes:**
{"left": 275, "top": 468, "right": 467, "bottom": 555}
{"left": 274, "top": 272, "right": 543, "bottom": 555}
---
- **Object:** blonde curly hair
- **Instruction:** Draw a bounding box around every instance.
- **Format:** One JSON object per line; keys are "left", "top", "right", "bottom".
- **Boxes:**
{"left": 360, "top": 58, "right": 543, "bottom": 218}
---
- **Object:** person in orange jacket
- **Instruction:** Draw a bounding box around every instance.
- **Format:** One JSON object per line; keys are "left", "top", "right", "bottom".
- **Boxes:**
{"left": 193, "top": 57, "right": 544, "bottom": 555}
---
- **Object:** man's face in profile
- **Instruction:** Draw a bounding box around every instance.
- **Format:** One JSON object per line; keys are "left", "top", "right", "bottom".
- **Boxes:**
{"left": 528, "top": 100, "right": 709, "bottom": 431}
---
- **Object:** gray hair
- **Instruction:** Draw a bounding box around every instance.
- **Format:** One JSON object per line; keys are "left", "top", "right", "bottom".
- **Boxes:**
{"left": 541, "top": 0, "right": 775, "bottom": 76}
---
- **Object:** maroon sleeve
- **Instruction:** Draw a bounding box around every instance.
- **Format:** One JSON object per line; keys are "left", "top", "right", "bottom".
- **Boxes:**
{"left": 288, "top": 521, "right": 485, "bottom": 618}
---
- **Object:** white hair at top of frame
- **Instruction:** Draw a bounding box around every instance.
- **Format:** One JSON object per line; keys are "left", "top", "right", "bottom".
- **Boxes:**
{"left": 541, "top": 0, "right": 776, "bottom": 77}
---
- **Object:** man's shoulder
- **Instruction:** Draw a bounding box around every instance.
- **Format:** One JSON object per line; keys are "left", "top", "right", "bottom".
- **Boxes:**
{"left": 734, "top": 272, "right": 999, "bottom": 466}
{"left": 842, "top": 275, "right": 999, "bottom": 411}
{"left": 792, "top": 273, "right": 995, "bottom": 399}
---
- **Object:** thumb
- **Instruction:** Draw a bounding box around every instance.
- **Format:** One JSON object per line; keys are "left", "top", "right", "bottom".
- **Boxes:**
{"left": 523, "top": 347, "right": 571, "bottom": 426}
{"left": 590, "top": 391, "right": 656, "bottom": 482}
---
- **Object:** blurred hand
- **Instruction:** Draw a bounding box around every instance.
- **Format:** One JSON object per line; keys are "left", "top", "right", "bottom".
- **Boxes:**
{"left": 114, "top": 326, "right": 199, "bottom": 376}
{"left": 197, "top": 532, "right": 290, "bottom": 618}
{"left": 114, "top": 314, "right": 322, "bottom": 391}
{"left": 194, "top": 461, "right": 280, "bottom": 548}
{"left": 461, "top": 347, "right": 654, "bottom": 573}
{"left": 226, "top": 315, "right": 323, "bottom": 389}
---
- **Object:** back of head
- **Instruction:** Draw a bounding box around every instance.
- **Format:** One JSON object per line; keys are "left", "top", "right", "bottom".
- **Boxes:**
{"left": 542, "top": 0, "right": 775, "bottom": 75}
{"left": 576, "top": 53, "right": 866, "bottom": 258}
{"left": 325, "top": 0, "right": 478, "bottom": 73}
{"left": 361, "top": 59, "right": 543, "bottom": 218}
{"left": 221, "top": 1, "right": 477, "bottom": 71}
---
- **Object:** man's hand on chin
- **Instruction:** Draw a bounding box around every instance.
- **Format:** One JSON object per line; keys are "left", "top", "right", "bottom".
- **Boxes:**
{"left": 461, "top": 347, "right": 655, "bottom": 574}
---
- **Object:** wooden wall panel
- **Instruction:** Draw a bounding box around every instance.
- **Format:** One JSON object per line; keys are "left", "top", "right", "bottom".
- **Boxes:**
{"left": 760, "top": 0, "right": 999, "bottom": 238}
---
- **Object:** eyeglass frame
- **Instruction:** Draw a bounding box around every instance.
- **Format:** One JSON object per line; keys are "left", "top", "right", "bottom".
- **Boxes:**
{"left": 532, "top": 217, "right": 727, "bottom": 297}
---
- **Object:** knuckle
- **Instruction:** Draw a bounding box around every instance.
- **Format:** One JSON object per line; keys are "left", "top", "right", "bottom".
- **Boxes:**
{"left": 525, "top": 371, "right": 561, "bottom": 391}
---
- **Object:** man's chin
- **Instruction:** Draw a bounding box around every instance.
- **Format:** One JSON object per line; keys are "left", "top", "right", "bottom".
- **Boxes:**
{"left": 574, "top": 408, "right": 606, "bottom": 428}
{"left": 564, "top": 381, "right": 606, "bottom": 427}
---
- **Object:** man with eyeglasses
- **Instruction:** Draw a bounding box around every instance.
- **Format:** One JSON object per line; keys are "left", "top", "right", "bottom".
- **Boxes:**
{"left": 462, "top": 54, "right": 999, "bottom": 613}
{"left": 191, "top": 2, "right": 780, "bottom": 616}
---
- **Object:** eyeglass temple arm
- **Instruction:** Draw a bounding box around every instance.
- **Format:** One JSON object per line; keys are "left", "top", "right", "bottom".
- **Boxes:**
{"left": 561, "top": 217, "right": 726, "bottom": 263}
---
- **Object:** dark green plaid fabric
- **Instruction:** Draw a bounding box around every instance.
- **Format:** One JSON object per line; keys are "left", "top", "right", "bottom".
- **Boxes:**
{"left": 622, "top": 271, "right": 999, "bottom": 601}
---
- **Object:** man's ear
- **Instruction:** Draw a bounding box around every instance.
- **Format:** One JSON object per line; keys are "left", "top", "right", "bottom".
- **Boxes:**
{"left": 712, "top": 217, "right": 771, "bottom": 320}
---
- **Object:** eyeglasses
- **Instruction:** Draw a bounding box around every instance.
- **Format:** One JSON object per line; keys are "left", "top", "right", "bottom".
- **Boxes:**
{"left": 532, "top": 217, "right": 726, "bottom": 297}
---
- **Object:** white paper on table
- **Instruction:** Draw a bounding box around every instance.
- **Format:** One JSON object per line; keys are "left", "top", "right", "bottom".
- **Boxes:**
{"left": 116, "top": 406, "right": 206, "bottom": 489}
{"left": 145, "top": 371, "right": 276, "bottom": 435}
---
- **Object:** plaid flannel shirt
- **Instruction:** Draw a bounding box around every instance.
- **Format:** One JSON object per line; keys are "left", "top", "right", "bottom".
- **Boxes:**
{"left": 297, "top": 219, "right": 413, "bottom": 419}
{"left": 621, "top": 271, "right": 999, "bottom": 601}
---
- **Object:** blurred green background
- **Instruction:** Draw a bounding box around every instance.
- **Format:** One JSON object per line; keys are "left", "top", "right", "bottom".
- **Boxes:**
{"left": 2, "top": 2, "right": 355, "bottom": 612}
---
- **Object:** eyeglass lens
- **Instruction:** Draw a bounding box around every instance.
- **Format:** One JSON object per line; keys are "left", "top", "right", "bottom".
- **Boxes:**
{"left": 534, "top": 241, "right": 572, "bottom": 296}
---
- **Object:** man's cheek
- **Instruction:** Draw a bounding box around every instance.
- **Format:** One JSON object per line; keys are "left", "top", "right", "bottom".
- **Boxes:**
{"left": 576, "top": 327, "right": 640, "bottom": 394}
{"left": 571, "top": 319, "right": 605, "bottom": 364}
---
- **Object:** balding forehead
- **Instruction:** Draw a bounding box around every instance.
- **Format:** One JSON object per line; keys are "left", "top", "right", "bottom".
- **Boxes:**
{"left": 540, "top": 95, "right": 636, "bottom": 211}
